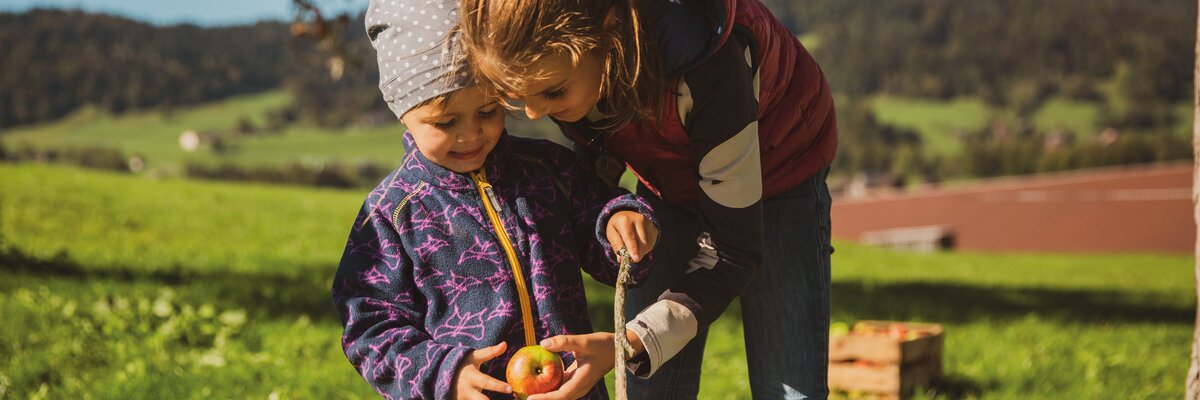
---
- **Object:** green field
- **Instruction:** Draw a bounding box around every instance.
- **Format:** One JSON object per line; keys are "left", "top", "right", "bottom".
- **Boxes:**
{"left": 869, "top": 96, "right": 999, "bottom": 156}
{"left": 0, "top": 91, "right": 409, "bottom": 175}
{"left": 3, "top": 90, "right": 1188, "bottom": 181}
{"left": 870, "top": 95, "right": 1192, "bottom": 157}
{"left": 1, "top": 164, "right": 1193, "bottom": 399}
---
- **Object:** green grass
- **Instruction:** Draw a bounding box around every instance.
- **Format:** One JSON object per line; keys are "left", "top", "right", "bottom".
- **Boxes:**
{"left": 871, "top": 94, "right": 1189, "bottom": 157}
{"left": 1, "top": 164, "right": 1194, "bottom": 398}
{"left": 1173, "top": 102, "right": 1193, "bottom": 139}
{"left": 869, "top": 96, "right": 999, "bottom": 156}
{"left": 1031, "top": 98, "right": 1100, "bottom": 137}
{"left": 0, "top": 91, "right": 408, "bottom": 175}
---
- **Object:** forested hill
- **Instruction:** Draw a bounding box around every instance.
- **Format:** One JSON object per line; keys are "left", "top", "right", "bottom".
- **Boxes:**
{"left": 771, "top": 0, "right": 1193, "bottom": 116}
{"left": 0, "top": 9, "right": 294, "bottom": 128}
{"left": 3, "top": 1, "right": 1194, "bottom": 132}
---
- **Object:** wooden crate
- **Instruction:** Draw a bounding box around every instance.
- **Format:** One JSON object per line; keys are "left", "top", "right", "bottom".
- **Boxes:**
{"left": 828, "top": 321, "right": 944, "bottom": 399}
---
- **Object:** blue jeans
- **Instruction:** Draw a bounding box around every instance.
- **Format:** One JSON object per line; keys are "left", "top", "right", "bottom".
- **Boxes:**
{"left": 624, "top": 167, "right": 833, "bottom": 399}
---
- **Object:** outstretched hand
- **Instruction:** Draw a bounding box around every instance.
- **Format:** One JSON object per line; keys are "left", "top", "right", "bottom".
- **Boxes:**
{"left": 526, "top": 333, "right": 615, "bottom": 400}
{"left": 452, "top": 342, "right": 512, "bottom": 400}
{"left": 606, "top": 211, "right": 659, "bottom": 262}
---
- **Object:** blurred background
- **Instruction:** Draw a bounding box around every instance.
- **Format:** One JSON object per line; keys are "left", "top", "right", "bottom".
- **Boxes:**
{"left": 0, "top": 0, "right": 1194, "bottom": 398}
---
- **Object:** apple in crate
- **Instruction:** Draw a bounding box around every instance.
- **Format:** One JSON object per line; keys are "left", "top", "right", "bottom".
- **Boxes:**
{"left": 506, "top": 345, "right": 564, "bottom": 399}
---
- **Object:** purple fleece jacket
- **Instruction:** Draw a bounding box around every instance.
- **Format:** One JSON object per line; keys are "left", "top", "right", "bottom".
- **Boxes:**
{"left": 332, "top": 132, "right": 654, "bottom": 399}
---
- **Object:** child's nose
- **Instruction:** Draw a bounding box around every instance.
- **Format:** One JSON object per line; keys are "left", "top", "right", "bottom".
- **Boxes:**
{"left": 524, "top": 105, "right": 545, "bottom": 120}
{"left": 457, "top": 125, "right": 482, "bottom": 141}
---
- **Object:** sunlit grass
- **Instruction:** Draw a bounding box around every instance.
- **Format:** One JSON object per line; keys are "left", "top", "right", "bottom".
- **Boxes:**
{"left": 1, "top": 164, "right": 1192, "bottom": 399}
{"left": 869, "top": 95, "right": 998, "bottom": 156}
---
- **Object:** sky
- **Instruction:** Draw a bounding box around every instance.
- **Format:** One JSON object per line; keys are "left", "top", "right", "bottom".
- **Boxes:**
{"left": 1, "top": 0, "right": 367, "bottom": 26}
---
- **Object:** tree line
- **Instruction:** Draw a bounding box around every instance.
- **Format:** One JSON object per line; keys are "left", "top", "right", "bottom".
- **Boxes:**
{"left": 2, "top": 2, "right": 1193, "bottom": 183}
{"left": 773, "top": 0, "right": 1193, "bottom": 127}
{"left": 0, "top": 9, "right": 297, "bottom": 127}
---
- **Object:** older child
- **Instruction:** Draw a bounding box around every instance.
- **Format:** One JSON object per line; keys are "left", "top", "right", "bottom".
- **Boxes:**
{"left": 459, "top": 0, "right": 837, "bottom": 399}
{"left": 332, "top": 0, "right": 659, "bottom": 398}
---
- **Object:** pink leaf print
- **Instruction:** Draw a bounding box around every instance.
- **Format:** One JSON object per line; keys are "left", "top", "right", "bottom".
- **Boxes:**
{"left": 413, "top": 263, "right": 443, "bottom": 288}
{"left": 377, "top": 246, "right": 406, "bottom": 272}
{"left": 543, "top": 241, "right": 573, "bottom": 269}
{"left": 411, "top": 203, "right": 453, "bottom": 236}
{"left": 360, "top": 266, "right": 391, "bottom": 286}
{"left": 434, "top": 272, "right": 482, "bottom": 304}
{"left": 409, "top": 343, "right": 447, "bottom": 398}
{"left": 394, "top": 354, "right": 413, "bottom": 383}
{"left": 346, "top": 237, "right": 382, "bottom": 259}
{"left": 392, "top": 292, "right": 417, "bottom": 309}
{"left": 454, "top": 203, "right": 483, "bottom": 224}
{"left": 403, "top": 153, "right": 429, "bottom": 174}
{"left": 534, "top": 284, "right": 553, "bottom": 302}
{"left": 436, "top": 174, "right": 461, "bottom": 189}
{"left": 488, "top": 299, "right": 515, "bottom": 321}
{"left": 458, "top": 235, "right": 502, "bottom": 265}
{"left": 413, "top": 234, "right": 450, "bottom": 263}
{"left": 484, "top": 268, "right": 510, "bottom": 292}
{"left": 433, "top": 306, "right": 487, "bottom": 341}
{"left": 538, "top": 314, "right": 557, "bottom": 337}
{"left": 368, "top": 328, "right": 405, "bottom": 360}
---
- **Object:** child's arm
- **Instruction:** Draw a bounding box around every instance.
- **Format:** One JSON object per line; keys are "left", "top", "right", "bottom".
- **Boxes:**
{"left": 332, "top": 201, "right": 506, "bottom": 399}
{"left": 554, "top": 147, "right": 658, "bottom": 287}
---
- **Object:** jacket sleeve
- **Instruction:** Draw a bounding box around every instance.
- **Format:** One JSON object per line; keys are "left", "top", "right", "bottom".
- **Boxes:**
{"left": 332, "top": 200, "right": 470, "bottom": 399}
{"left": 552, "top": 146, "right": 657, "bottom": 287}
{"left": 625, "top": 31, "right": 763, "bottom": 378}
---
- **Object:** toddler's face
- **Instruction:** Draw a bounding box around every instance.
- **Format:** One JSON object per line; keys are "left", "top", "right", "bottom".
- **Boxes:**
{"left": 401, "top": 87, "right": 505, "bottom": 173}
{"left": 492, "top": 51, "right": 603, "bottom": 123}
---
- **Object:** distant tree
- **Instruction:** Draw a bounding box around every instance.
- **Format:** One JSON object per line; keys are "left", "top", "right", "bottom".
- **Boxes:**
{"left": 0, "top": 10, "right": 292, "bottom": 127}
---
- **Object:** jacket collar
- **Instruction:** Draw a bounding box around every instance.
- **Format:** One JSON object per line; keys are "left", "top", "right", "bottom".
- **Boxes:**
{"left": 399, "top": 131, "right": 512, "bottom": 191}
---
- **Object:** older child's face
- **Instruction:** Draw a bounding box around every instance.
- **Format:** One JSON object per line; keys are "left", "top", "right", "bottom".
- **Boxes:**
{"left": 501, "top": 51, "right": 603, "bottom": 122}
{"left": 400, "top": 87, "right": 505, "bottom": 173}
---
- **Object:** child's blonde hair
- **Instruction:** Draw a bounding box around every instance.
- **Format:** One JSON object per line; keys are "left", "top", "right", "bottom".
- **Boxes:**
{"left": 457, "top": 0, "right": 663, "bottom": 130}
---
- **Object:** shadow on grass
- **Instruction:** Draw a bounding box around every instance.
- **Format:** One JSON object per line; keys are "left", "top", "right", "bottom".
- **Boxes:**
{"left": 583, "top": 278, "right": 1191, "bottom": 333}
{"left": 0, "top": 246, "right": 341, "bottom": 323}
{"left": 917, "top": 374, "right": 992, "bottom": 400}
{"left": 826, "top": 280, "right": 1192, "bottom": 325}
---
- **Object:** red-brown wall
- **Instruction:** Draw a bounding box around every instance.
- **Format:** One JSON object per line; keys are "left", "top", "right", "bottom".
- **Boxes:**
{"left": 831, "top": 163, "right": 1195, "bottom": 254}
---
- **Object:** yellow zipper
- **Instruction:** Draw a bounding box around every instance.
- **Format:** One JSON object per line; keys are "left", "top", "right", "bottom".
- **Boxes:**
{"left": 471, "top": 170, "right": 537, "bottom": 347}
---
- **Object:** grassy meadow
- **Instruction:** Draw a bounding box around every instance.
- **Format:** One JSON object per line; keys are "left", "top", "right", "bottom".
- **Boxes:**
{"left": 1, "top": 163, "right": 1192, "bottom": 399}
{"left": 869, "top": 95, "right": 1192, "bottom": 157}
{"left": 0, "top": 91, "right": 409, "bottom": 175}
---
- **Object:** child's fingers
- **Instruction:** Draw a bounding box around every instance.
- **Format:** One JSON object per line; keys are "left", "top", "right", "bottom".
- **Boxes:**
{"left": 606, "top": 223, "right": 626, "bottom": 259}
{"left": 473, "top": 373, "right": 512, "bottom": 394}
{"left": 641, "top": 222, "right": 659, "bottom": 253}
{"left": 528, "top": 364, "right": 593, "bottom": 400}
{"left": 540, "top": 334, "right": 584, "bottom": 352}
{"left": 634, "top": 221, "right": 650, "bottom": 252}
{"left": 621, "top": 227, "right": 640, "bottom": 262}
{"left": 539, "top": 335, "right": 566, "bottom": 351}
{"left": 467, "top": 342, "right": 507, "bottom": 364}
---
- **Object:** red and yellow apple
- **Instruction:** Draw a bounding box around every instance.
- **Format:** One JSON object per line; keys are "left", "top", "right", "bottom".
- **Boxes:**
{"left": 886, "top": 323, "right": 909, "bottom": 340}
{"left": 506, "top": 345, "right": 564, "bottom": 399}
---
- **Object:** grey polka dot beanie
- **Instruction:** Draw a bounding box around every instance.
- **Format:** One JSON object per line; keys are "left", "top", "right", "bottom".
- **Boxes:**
{"left": 366, "top": 0, "right": 471, "bottom": 118}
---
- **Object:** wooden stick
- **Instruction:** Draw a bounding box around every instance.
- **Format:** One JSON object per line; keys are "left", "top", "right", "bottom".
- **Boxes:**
{"left": 614, "top": 248, "right": 635, "bottom": 400}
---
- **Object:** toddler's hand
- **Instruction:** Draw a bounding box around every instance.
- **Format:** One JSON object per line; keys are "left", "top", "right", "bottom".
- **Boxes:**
{"left": 605, "top": 211, "right": 658, "bottom": 262}
{"left": 452, "top": 342, "right": 511, "bottom": 400}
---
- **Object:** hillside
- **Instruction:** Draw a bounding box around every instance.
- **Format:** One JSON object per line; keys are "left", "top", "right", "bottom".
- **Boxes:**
{"left": 2, "top": 1, "right": 1194, "bottom": 182}
{"left": 0, "top": 9, "right": 298, "bottom": 128}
